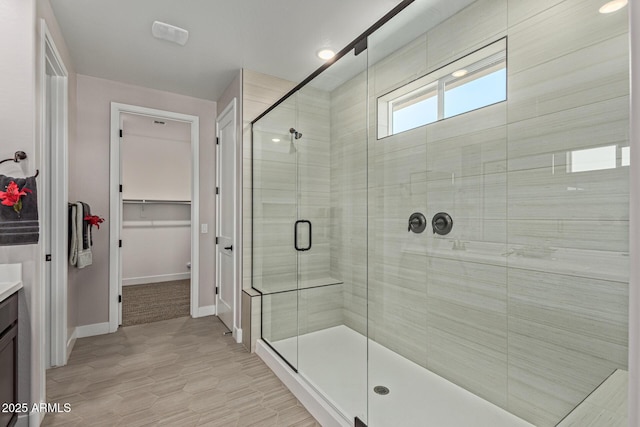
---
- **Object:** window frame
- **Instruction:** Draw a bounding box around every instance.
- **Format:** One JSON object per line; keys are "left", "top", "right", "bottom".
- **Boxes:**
{"left": 377, "top": 37, "right": 507, "bottom": 140}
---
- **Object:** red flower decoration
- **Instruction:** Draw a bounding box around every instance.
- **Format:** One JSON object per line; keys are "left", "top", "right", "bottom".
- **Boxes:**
{"left": 0, "top": 181, "right": 32, "bottom": 214}
{"left": 84, "top": 214, "right": 105, "bottom": 229}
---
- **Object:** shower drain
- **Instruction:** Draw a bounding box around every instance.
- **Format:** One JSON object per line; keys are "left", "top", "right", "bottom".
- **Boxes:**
{"left": 373, "top": 385, "right": 390, "bottom": 395}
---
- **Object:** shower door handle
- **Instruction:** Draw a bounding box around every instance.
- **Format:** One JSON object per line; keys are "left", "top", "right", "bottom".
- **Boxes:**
{"left": 294, "top": 220, "right": 312, "bottom": 251}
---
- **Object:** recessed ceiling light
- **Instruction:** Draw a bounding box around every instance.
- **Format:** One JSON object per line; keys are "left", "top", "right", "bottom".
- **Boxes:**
{"left": 152, "top": 21, "right": 189, "bottom": 46}
{"left": 451, "top": 69, "right": 468, "bottom": 78}
{"left": 317, "top": 49, "right": 336, "bottom": 60}
{"left": 272, "top": 138, "right": 281, "bottom": 143}
{"left": 599, "top": 0, "right": 627, "bottom": 13}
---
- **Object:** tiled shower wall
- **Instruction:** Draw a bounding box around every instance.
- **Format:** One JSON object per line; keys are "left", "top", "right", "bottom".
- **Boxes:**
{"left": 330, "top": 70, "right": 369, "bottom": 336}
{"left": 329, "top": 0, "right": 629, "bottom": 425}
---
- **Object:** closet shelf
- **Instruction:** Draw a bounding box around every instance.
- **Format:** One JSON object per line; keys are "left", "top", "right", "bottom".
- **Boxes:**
{"left": 123, "top": 199, "right": 191, "bottom": 205}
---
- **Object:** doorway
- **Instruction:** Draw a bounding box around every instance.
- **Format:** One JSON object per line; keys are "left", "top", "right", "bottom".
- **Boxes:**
{"left": 109, "top": 103, "right": 200, "bottom": 332}
{"left": 120, "top": 113, "right": 192, "bottom": 326}
{"left": 40, "top": 20, "right": 69, "bottom": 369}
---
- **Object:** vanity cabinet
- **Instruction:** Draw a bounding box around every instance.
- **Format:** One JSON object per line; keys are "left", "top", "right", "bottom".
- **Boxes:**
{"left": 0, "top": 292, "right": 18, "bottom": 427}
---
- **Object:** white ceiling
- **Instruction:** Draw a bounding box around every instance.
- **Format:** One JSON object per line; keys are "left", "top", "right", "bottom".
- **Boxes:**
{"left": 308, "top": 0, "right": 475, "bottom": 92}
{"left": 49, "top": 0, "right": 404, "bottom": 101}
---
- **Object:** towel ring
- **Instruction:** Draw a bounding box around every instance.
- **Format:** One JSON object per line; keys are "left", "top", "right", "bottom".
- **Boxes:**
{"left": 0, "top": 151, "right": 39, "bottom": 178}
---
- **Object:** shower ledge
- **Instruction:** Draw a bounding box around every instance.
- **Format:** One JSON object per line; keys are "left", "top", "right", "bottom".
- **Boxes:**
{"left": 557, "top": 369, "right": 627, "bottom": 426}
{"left": 400, "top": 241, "right": 627, "bottom": 283}
{"left": 0, "top": 263, "right": 22, "bottom": 303}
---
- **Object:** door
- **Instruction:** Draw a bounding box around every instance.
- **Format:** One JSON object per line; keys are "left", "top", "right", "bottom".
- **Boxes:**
{"left": 216, "top": 99, "right": 237, "bottom": 331}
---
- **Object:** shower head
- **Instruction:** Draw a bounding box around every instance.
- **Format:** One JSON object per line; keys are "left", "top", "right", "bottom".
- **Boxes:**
{"left": 289, "top": 128, "right": 303, "bottom": 140}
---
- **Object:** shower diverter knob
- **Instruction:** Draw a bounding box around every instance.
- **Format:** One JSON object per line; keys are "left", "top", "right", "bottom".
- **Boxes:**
{"left": 408, "top": 212, "right": 427, "bottom": 233}
{"left": 432, "top": 212, "right": 453, "bottom": 235}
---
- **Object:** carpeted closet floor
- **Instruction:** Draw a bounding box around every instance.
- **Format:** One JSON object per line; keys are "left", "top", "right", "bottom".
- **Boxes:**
{"left": 122, "top": 280, "right": 190, "bottom": 326}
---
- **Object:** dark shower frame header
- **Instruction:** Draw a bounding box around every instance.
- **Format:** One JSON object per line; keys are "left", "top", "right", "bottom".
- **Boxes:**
{"left": 251, "top": 0, "right": 416, "bottom": 125}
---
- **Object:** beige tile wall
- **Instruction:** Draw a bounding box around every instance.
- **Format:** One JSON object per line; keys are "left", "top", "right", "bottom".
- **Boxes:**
{"left": 330, "top": 70, "right": 369, "bottom": 336}
{"left": 505, "top": 0, "right": 629, "bottom": 423}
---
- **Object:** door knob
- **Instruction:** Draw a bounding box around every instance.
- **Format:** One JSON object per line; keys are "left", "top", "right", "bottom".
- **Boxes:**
{"left": 224, "top": 245, "right": 233, "bottom": 251}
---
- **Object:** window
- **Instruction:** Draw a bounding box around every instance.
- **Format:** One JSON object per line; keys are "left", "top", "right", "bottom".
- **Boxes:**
{"left": 443, "top": 66, "right": 506, "bottom": 118}
{"left": 568, "top": 145, "right": 630, "bottom": 173}
{"left": 378, "top": 38, "right": 507, "bottom": 139}
{"left": 391, "top": 83, "right": 438, "bottom": 134}
{"left": 622, "top": 146, "right": 630, "bottom": 167}
{"left": 569, "top": 146, "right": 617, "bottom": 173}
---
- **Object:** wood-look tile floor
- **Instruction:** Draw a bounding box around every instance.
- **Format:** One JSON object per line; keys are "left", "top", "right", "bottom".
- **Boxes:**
{"left": 44, "top": 316, "right": 320, "bottom": 427}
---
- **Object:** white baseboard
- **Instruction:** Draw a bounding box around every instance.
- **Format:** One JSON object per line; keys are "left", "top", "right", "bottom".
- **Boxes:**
{"left": 233, "top": 327, "right": 243, "bottom": 344}
{"left": 66, "top": 327, "right": 77, "bottom": 362}
{"left": 123, "top": 272, "right": 190, "bottom": 286}
{"left": 15, "top": 413, "right": 29, "bottom": 427}
{"left": 196, "top": 305, "right": 216, "bottom": 318}
{"left": 76, "top": 322, "right": 110, "bottom": 338}
{"left": 256, "top": 340, "right": 350, "bottom": 427}
{"left": 26, "top": 404, "right": 44, "bottom": 427}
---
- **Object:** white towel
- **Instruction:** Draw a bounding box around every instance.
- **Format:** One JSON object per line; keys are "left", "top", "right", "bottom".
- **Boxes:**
{"left": 69, "top": 204, "right": 78, "bottom": 266}
{"left": 69, "top": 202, "right": 92, "bottom": 268}
{"left": 77, "top": 202, "right": 92, "bottom": 268}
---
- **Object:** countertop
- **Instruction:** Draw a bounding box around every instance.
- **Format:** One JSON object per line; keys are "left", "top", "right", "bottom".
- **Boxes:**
{"left": 0, "top": 263, "right": 22, "bottom": 303}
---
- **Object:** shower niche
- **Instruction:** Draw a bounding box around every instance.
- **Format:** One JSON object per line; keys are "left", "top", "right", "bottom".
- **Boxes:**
{"left": 252, "top": 0, "right": 630, "bottom": 426}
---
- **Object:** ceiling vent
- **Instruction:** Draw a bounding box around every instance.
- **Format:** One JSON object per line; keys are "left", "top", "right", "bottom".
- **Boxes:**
{"left": 151, "top": 21, "right": 189, "bottom": 46}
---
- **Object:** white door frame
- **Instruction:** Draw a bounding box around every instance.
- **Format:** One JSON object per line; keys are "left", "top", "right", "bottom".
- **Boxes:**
{"left": 39, "top": 20, "right": 69, "bottom": 368}
{"left": 109, "top": 103, "right": 200, "bottom": 332}
{"left": 216, "top": 98, "right": 240, "bottom": 341}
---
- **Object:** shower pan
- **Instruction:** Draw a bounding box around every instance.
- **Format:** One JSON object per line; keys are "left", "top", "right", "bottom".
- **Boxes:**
{"left": 252, "top": 0, "right": 630, "bottom": 426}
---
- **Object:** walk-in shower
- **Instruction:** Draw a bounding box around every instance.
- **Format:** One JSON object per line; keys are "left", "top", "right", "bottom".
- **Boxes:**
{"left": 252, "top": 0, "right": 630, "bottom": 425}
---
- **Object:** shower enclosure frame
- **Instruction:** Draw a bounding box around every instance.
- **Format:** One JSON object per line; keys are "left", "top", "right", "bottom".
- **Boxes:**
{"left": 250, "top": 1, "right": 635, "bottom": 426}
{"left": 628, "top": 2, "right": 639, "bottom": 425}
{"left": 250, "top": 0, "right": 417, "bottom": 369}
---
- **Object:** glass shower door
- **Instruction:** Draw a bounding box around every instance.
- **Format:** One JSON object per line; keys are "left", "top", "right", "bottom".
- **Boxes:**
{"left": 295, "top": 47, "right": 370, "bottom": 424}
{"left": 252, "top": 96, "right": 300, "bottom": 368}
{"left": 366, "top": 1, "right": 511, "bottom": 426}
